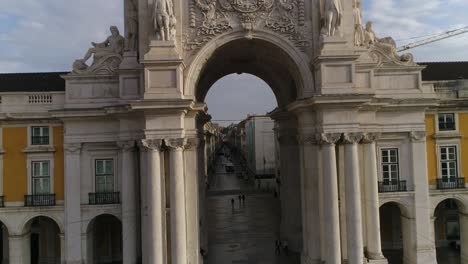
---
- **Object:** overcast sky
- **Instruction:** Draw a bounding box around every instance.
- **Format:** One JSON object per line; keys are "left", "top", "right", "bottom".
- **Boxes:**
{"left": 1, "top": 0, "right": 467, "bottom": 125}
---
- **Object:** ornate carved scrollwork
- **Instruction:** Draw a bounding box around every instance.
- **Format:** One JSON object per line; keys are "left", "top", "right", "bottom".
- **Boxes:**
{"left": 342, "top": 132, "right": 364, "bottom": 144}
{"left": 139, "top": 139, "right": 164, "bottom": 152}
{"left": 184, "top": 0, "right": 310, "bottom": 52}
{"left": 316, "top": 133, "right": 341, "bottom": 145}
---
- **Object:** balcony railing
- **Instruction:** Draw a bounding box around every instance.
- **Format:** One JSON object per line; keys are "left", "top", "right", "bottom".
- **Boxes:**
{"left": 31, "top": 136, "right": 49, "bottom": 145}
{"left": 89, "top": 192, "right": 120, "bottom": 205}
{"left": 24, "top": 194, "right": 56, "bottom": 207}
{"left": 437, "top": 178, "right": 465, "bottom": 190}
{"left": 378, "top": 180, "right": 407, "bottom": 193}
{"left": 0, "top": 196, "right": 4, "bottom": 207}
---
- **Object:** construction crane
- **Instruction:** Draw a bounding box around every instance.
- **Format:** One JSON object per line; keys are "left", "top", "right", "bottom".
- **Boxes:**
{"left": 397, "top": 26, "right": 468, "bottom": 52}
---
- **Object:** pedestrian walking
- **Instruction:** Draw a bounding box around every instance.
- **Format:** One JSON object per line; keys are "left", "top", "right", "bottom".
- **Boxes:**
{"left": 238, "top": 195, "right": 242, "bottom": 203}
{"left": 275, "top": 240, "right": 281, "bottom": 255}
{"left": 283, "top": 240, "right": 289, "bottom": 256}
{"left": 242, "top": 194, "right": 245, "bottom": 204}
{"left": 231, "top": 198, "right": 235, "bottom": 210}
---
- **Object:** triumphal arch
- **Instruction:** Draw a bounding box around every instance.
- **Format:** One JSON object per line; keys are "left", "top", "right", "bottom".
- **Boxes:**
{"left": 60, "top": 0, "right": 438, "bottom": 264}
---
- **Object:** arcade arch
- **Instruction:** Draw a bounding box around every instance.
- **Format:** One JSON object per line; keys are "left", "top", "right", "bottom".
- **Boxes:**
{"left": 193, "top": 37, "right": 305, "bottom": 256}
{"left": 23, "top": 216, "right": 62, "bottom": 264}
{"left": 86, "top": 214, "right": 123, "bottom": 264}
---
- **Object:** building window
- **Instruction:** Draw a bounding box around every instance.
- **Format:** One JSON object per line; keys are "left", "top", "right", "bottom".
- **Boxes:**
{"left": 381, "top": 148, "right": 399, "bottom": 184}
{"left": 438, "top": 113, "right": 456, "bottom": 131}
{"left": 440, "top": 146, "right": 458, "bottom": 181}
{"left": 95, "top": 159, "right": 114, "bottom": 193}
{"left": 31, "top": 126, "right": 50, "bottom": 145}
{"left": 32, "top": 161, "right": 50, "bottom": 194}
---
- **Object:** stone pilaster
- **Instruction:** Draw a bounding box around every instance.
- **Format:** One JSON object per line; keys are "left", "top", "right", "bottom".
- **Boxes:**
{"left": 9, "top": 233, "right": 30, "bottom": 264}
{"left": 166, "top": 138, "right": 189, "bottom": 264}
{"left": 297, "top": 133, "right": 321, "bottom": 264}
{"left": 318, "top": 133, "right": 342, "bottom": 264}
{"left": 64, "top": 143, "right": 82, "bottom": 264}
{"left": 361, "top": 133, "right": 387, "bottom": 263}
{"left": 118, "top": 141, "right": 138, "bottom": 264}
{"left": 184, "top": 137, "right": 201, "bottom": 264}
{"left": 342, "top": 133, "right": 365, "bottom": 264}
{"left": 139, "top": 139, "right": 165, "bottom": 264}
{"left": 409, "top": 131, "right": 437, "bottom": 264}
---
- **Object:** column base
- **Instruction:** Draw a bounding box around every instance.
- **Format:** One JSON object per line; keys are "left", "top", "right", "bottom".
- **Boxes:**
{"left": 301, "top": 254, "right": 321, "bottom": 264}
{"left": 367, "top": 258, "right": 388, "bottom": 264}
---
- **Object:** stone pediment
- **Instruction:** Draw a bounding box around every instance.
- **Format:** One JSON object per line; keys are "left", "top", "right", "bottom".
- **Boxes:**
{"left": 184, "top": 0, "right": 310, "bottom": 52}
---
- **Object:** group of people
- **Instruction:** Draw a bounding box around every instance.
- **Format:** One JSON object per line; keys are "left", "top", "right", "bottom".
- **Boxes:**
{"left": 275, "top": 239, "right": 289, "bottom": 256}
{"left": 230, "top": 195, "right": 246, "bottom": 209}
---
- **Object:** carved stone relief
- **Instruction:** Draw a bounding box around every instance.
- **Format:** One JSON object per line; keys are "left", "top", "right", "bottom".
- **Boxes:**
{"left": 184, "top": 0, "right": 310, "bottom": 52}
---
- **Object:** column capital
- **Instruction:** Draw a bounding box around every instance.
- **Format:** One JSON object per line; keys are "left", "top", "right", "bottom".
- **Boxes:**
{"left": 410, "top": 131, "right": 426, "bottom": 142}
{"left": 64, "top": 143, "right": 82, "bottom": 154}
{"left": 317, "top": 133, "right": 341, "bottom": 145}
{"left": 184, "top": 137, "right": 200, "bottom": 150}
{"left": 297, "top": 133, "right": 318, "bottom": 145}
{"left": 342, "top": 132, "right": 364, "bottom": 144}
{"left": 117, "top": 140, "right": 136, "bottom": 152}
{"left": 361, "top": 133, "right": 381, "bottom": 144}
{"left": 139, "top": 139, "right": 163, "bottom": 152}
{"left": 165, "top": 138, "right": 187, "bottom": 151}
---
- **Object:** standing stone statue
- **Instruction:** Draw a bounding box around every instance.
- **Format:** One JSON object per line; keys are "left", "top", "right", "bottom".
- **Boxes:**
{"left": 320, "top": 0, "right": 343, "bottom": 36}
{"left": 153, "top": 0, "right": 177, "bottom": 41}
{"left": 353, "top": 0, "right": 365, "bottom": 46}
{"left": 364, "top": 21, "right": 378, "bottom": 47}
{"left": 125, "top": 0, "right": 139, "bottom": 51}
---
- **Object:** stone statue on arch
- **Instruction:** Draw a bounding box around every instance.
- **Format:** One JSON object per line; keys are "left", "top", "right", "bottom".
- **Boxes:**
{"left": 152, "top": 0, "right": 177, "bottom": 41}
{"left": 320, "top": 0, "right": 343, "bottom": 36}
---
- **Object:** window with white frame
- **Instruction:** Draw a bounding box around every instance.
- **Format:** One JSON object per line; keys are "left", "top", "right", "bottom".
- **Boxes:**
{"left": 31, "top": 126, "right": 50, "bottom": 145}
{"left": 438, "top": 113, "right": 456, "bottom": 131}
{"left": 440, "top": 146, "right": 458, "bottom": 181}
{"left": 32, "top": 161, "right": 50, "bottom": 194}
{"left": 95, "top": 159, "right": 114, "bottom": 193}
{"left": 381, "top": 148, "right": 399, "bottom": 184}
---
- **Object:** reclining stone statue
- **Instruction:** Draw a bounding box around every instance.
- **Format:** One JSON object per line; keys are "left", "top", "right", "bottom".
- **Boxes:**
{"left": 72, "top": 26, "right": 125, "bottom": 75}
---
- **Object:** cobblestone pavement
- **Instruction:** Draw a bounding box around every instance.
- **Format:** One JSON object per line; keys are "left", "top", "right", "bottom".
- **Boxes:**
{"left": 205, "top": 152, "right": 300, "bottom": 264}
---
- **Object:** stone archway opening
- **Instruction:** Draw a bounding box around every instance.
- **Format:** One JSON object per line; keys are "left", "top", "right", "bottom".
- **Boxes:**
{"left": 23, "top": 216, "right": 61, "bottom": 264}
{"left": 380, "top": 202, "right": 408, "bottom": 264}
{"left": 434, "top": 199, "right": 463, "bottom": 264}
{"left": 0, "top": 221, "right": 8, "bottom": 264}
{"left": 194, "top": 38, "right": 303, "bottom": 263}
{"left": 86, "top": 214, "right": 122, "bottom": 264}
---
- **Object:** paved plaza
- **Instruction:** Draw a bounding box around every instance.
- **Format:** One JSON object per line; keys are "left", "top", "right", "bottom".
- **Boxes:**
{"left": 205, "top": 150, "right": 300, "bottom": 264}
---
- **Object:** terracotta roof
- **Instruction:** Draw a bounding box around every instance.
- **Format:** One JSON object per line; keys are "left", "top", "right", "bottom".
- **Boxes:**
{"left": 0, "top": 72, "right": 68, "bottom": 92}
{"left": 420, "top": 61, "right": 468, "bottom": 81}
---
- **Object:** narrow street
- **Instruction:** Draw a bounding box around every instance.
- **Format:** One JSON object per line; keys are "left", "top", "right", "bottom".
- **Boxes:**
{"left": 206, "top": 146, "right": 300, "bottom": 264}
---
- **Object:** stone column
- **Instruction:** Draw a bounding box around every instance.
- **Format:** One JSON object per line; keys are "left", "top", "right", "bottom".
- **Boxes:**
{"left": 362, "top": 133, "right": 386, "bottom": 262}
{"left": 318, "top": 133, "right": 342, "bottom": 264}
{"left": 9, "top": 234, "right": 29, "bottom": 264}
{"left": 460, "top": 212, "right": 468, "bottom": 264}
{"left": 273, "top": 113, "right": 302, "bottom": 252}
{"left": 298, "top": 134, "right": 321, "bottom": 264}
{"left": 167, "top": 138, "right": 188, "bottom": 264}
{"left": 64, "top": 143, "right": 82, "bottom": 264}
{"left": 342, "top": 133, "right": 365, "bottom": 264}
{"left": 410, "top": 132, "right": 437, "bottom": 264}
{"left": 140, "top": 139, "right": 165, "bottom": 264}
{"left": 118, "top": 141, "right": 138, "bottom": 264}
{"left": 184, "top": 138, "right": 201, "bottom": 264}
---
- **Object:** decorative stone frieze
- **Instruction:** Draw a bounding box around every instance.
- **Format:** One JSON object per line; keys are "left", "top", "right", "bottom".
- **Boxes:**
{"left": 184, "top": 0, "right": 310, "bottom": 52}
{"left": 361, "top": 133, "right": 381, "bottom": 144}
{"left": 139, "top": 139, "right": 163, "bottom": 152}
{"left": 410, "top": 131, "right": 426, "bottom": 143}
{"left": 64, "top": 143, "right": 82, "bottom": 154}
{"left": 342, "top": 132, "right": 364, "bottom": 144}
{"left": 317, "top": 133, "right": 342, "bottom": 145}
{"left": 297, "top": 134, "right": 318, "bottom": 146}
